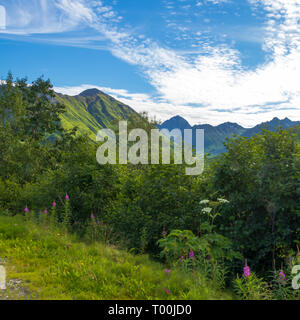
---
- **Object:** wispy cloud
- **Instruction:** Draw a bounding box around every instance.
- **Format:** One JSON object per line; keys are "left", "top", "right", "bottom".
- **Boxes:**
{"left": 1, "top": 0, "right": 300, "bottom": 126}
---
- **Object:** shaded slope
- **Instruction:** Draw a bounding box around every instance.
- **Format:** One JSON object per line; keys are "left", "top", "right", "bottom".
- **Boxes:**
{"left": 159, "top": 116, "right": 299, "bottom": 155}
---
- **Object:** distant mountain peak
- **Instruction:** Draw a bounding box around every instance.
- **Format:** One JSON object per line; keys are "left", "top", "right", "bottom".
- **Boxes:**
{"left": 160, "top": 115, "right": 192, "bottom": 129}
{"left": 216, "top": 122, "right": 245, "bottom": 129}
{"left": 158, "top": 115, "right": 299, "bottom": 156}
{"left": 270, "top": 117, "right": 280, "bottom": 122}
{"left": 79, "top": 88, "right": 104, "bottom": 97}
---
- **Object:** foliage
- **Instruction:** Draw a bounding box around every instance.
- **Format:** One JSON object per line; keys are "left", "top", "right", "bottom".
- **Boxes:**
{"left": 233, "top": 272, "right": 272, "bottom": 300}
{"left": 157, "top": 199, "right": 242, "bottom": 289}
{"left": 207, "top": 129, "right": 300, "bottom": 273}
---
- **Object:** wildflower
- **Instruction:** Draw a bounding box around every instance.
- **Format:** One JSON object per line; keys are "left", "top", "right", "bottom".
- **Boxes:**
{"left": 91, "top": 213, "right": 95, "bottom": 220}
{"left": 189, "top": 251, "right": 195, "bottom": 259}
{"left": 181, "top": 256, "right": 185, "bottom": 260}
{"left": 65, "top": 194, "right": 69, "bottom": 201}
{"left": 279, "top": 270, "right": 286, "bottom": 281}
{"left": 217, "top": 198, "right": 229, "bottom": 204}
{"left": 243, "top": 265, "right": 251, "bottom": 278}
{"left": 52, "top": 201, "right": 56, "bottom": 208}
{"left": 202, "top": 207, "right": 212, "bottom": 214}
{"left": 44, "top": 209, "right": 48, "bottom": 214}
{"left": 163, "top": 288, "right": 171, "bottom": 294}
{"left": 164, "top": 269, "right": 171, "bottom": 273}
{"left": 24, "top": 206, "right": 29, "bottom": 213}
{"left": 200, "top": 200, "right": 210, "bottom": 205}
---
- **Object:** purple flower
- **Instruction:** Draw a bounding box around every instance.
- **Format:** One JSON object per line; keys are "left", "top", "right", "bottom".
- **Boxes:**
{"left": 189, "top": 251, "right": 195, "bottom": 259}
{"left": 163, "top": 288, "right": 171, "bottom": 295}
{"left": 181, "top": 256, "right": 185, "bottom": 260}
{"left": 44, "top": 209, "right": 48, "bottom": 214}
{"left": 65, "top": 194, "right": 69, "bottom": 201}
{"left": 24, "top": 207, "right": 29, "bottom": 213}
{"left": 52, "top": 201, "right": 56, "bottom": 208}
{"left": 244, "top": 265, "right": 251, "bottom": 278}
{"left": 164, "top": 269, "right": 171, "bottom": 273}
{"left": 279, "top": 271, "right": 286, "bottom": 281}
{"left": 91, "top": 213, "right": 95, "bottom": 220}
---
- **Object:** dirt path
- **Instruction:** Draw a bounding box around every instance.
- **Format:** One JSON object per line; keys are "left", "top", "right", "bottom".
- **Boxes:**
{"left": 0, "top": 259, "right": 33, "bottom": 300}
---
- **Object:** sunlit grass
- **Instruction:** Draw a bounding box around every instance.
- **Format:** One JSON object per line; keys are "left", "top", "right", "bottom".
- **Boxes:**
{"left": 0, "top": 215, "right": 234, "bottom": 300}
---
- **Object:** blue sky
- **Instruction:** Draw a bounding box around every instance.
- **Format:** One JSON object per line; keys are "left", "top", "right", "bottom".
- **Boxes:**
{"left": 0, "top": 0, "right": 300, "bottom": 126}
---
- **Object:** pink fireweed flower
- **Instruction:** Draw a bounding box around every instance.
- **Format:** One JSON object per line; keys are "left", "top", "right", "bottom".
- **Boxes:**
{"left": 163, "top": 288, "right": 171, "bottom": 295}
{"left": 44, "top": 209, "right": 48, "bottom": 214}
{"left": 65, "top": 194, "right": 69, "bottom": 201}
{"left": 52, "top": 201, "right": 56, "bottom": 208}
{"left": 24, "top": 207, "right": 29, "bottom": 213}
{"left": 91, "top": 213, "right": 95, "bottom": 220}
{"left": 164, "top": 269, "right": 171, "bottom": 273}
{"left": 279, "top": 271, "right": 286, "bottom": 281}
{"left": 189, "top": 251, "right": 195, "bottom": 259}
{"left": 244, "top": 265, "right": 251, "bottom": 278}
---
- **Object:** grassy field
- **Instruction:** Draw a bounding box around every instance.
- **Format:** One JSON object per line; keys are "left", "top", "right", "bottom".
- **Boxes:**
{"left": 0, "top": 215, "right": 234, "bottom": 300}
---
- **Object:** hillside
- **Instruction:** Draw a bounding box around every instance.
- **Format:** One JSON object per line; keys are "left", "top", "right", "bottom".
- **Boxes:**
{"left": 0, "top": 215, "right": 232, "bottom": 300}
{"left": 193, "top": 122, "right": 245, "bottom": 155}
{"left": 56, "top": 88, "right": 141, "bottom": 139}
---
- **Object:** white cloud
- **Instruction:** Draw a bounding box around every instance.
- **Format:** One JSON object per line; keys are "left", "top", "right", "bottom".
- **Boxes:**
{"left": 100, "top": 0, "right": 300, "bottom": 125}
{"left": 1, "top": 0, "right": 300, "bottom": 126}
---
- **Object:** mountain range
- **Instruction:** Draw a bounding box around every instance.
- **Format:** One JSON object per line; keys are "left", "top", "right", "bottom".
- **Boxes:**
{"left": 158, "top": 115, "right": 300, "bottom": 155}
{"left": 55, "top": 88, "right": 299, "bottom": 156}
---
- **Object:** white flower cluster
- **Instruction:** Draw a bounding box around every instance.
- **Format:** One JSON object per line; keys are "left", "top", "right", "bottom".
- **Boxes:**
{"left": 202, "top": 207, "right": 212, "bottom": 214}
{"left": 199, "top": 199, "right": 210, "bottom": 205}
{"left": 217, "top": 198, "right": 229, "bottom": 204}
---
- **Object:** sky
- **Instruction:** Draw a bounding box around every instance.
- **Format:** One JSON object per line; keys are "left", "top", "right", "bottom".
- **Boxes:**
{"left": 0, "top": 0, "right": 300, "bottom": 127}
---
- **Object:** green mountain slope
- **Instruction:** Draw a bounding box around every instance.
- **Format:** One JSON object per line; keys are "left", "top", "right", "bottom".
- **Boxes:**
{"left": 56, "top": 88, "right": 141, "bottom": 139}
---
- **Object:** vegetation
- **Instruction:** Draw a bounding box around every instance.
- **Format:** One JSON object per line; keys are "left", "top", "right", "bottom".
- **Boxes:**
{"left": 0, "top": 74, "right": 299, "bottom": 300}
{"left": 0, "top": 215, "right": 231, "bottom": 300}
